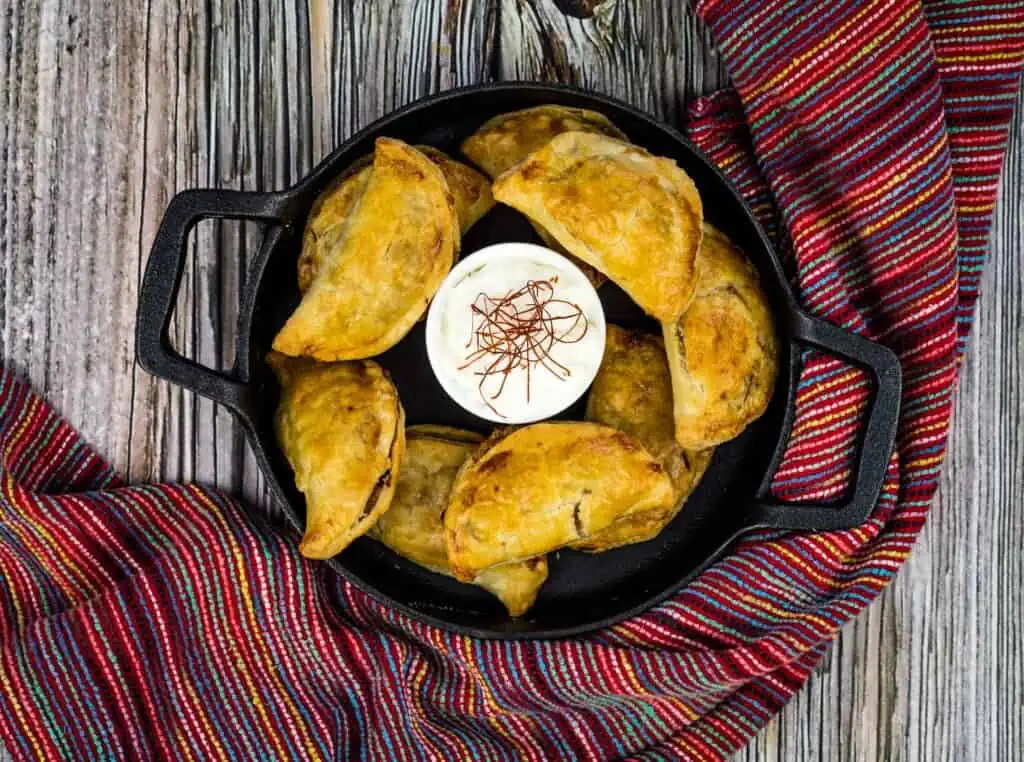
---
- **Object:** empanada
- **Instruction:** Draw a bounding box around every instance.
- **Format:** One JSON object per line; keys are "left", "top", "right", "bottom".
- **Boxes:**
{"left": 662, "top": 225, "right": 778, "bottom": 450}
{"left": 274, "top": 138, "right": 459, "bottom": 360}
{"left": 297, "top": 146, "right": 493, "bottom": 294}
{"left": 444, "top": 422, "right": 675, "bottom": 581}
{"left": 492, "top": 131, "right": 703, "bottom": 322}
{"left": 462, "top": 105, "right": 627, "bottom": 179}
{"left": 580, "top": 325, "right": 713, "bottom": 551}
{"left": 268, "top": 352, "right": 405, "bottom": 560}
{"left": 370, "top": 425, "right": 548, "bottom": 616}
{"left": 462, "top": 105, "right": 626, "bottom": 289}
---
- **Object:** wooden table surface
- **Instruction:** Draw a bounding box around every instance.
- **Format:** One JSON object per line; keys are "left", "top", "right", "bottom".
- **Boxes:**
{"left": 1, "top": 1, "right": 1021, "bottom": 759}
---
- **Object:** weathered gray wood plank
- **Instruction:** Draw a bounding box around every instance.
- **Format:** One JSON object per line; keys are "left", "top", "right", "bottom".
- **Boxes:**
{"left": 0, "top": 0, "right": 148, "bottom": 478}
{"left": 308, "top": 0, "right": 497, "bottom": 156}
{"left": 0, "top": 1, "right": 1020, "bottom": 760}
{"left": 500, "top": 0, "right": 727, "bottom": 121}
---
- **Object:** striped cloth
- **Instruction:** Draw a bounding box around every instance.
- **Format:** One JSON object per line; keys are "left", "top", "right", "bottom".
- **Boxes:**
{"left": 1, "top": 0, "right": 1022, "bottom": 759}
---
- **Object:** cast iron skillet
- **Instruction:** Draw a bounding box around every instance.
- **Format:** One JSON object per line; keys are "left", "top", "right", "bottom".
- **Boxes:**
{"left": 136, "top": 82, "right": 902, "bottom": 639}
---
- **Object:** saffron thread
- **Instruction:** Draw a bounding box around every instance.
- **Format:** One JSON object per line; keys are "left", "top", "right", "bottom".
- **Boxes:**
{"left": 458, "top": 277, "right": 589, "bottom": 418}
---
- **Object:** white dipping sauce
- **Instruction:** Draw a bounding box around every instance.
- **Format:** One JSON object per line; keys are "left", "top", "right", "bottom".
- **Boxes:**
{"left": 426, "top": 243, "right": 606, "bottom": 424}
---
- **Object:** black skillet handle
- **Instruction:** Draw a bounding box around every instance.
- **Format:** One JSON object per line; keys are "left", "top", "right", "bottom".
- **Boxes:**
{"left": 136, "top": 189, "right": 292, "bottom": 421}
{"left": 748, "top": 311, "right": 902, "bottom": 532}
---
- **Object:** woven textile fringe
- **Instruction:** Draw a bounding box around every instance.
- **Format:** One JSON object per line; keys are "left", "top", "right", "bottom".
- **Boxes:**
{"left": 1, "top": 0, "right": 1022, "bottom": 759}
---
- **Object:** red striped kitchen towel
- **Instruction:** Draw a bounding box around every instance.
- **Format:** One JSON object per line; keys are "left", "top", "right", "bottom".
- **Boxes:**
{"left": 1, "top": 0, "right": 1022, "bottom": 759}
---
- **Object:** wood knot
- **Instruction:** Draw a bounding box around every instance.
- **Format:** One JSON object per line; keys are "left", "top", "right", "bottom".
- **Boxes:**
{"left": 552, "top": 0, "right": 605, "bottom": 18}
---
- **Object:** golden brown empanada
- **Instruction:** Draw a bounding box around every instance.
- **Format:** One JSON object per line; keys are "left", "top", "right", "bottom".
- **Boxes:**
{"left": 296, "top": 146, "right": 493, "bottom": 295}
{"left": 492, "top": 131, "right": 703, "bottom": 322}
{"left": 462, "top": 105, "right": 625, "bottom": 289}
{"left": 274, "top": 138, "right": 459, "bottom": 360}
{"left": 580, "top": 325, "right": 713, "bottom": 551}
{"left": 444, "top": 422, "right": 675, "bottom": 581}
{"left": 268, "top": 352, "right": 405, "bottom": 560}
{"left": 662, "top": 225, "right": 778, "bottom": 450}
{"left": 462, "top": 105, "right": 627, "bottom": 178}
{"left": 370, "top": 425, "right": 548, "bottom": 616}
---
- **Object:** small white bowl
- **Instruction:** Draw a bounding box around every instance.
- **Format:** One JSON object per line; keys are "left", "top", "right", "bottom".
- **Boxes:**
{"left": 426, "top": 243, "right": 606, "bottom": 424}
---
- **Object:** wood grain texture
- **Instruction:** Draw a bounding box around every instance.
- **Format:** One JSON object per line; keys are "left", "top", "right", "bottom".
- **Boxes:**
{"left": 0, "top": 1, "right": 1020, "bottom": 759}
{"left": 307, "top": 0, "right": 497, "bottom": 159}
{"left": 500, "top": 0, "right": 727, "bottom": 123}
{"left": 0, "top": 0, "right": 148, "bottom": 478}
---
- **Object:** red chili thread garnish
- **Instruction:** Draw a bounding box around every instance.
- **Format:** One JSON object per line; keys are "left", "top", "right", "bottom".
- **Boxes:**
{"left": 458, "top": 277, "right": 589, "bottom": 418}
